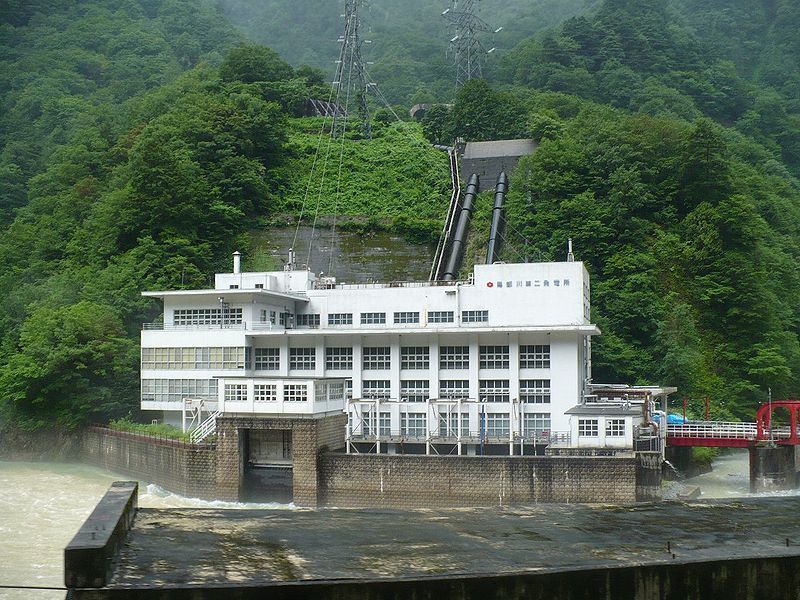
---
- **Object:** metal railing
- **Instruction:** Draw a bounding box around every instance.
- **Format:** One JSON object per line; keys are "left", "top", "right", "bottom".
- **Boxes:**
{"left": 189, "top": 411, "right": 221, "bottom": 444}
{"left": 88, "top": 425, "right": 215, "bottom": 449}
{"left": 667, "top": 421, "right": 759, "bottom": 439}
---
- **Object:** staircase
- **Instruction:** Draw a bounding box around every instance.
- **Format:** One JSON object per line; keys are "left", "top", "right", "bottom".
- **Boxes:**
{"left": 190, "top": 411, "right": 221, "bottom": 444}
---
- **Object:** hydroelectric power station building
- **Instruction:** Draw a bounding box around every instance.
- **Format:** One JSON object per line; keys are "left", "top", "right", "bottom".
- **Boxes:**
{"left": 137, "top": 247, "right": 670, "bottom": 506}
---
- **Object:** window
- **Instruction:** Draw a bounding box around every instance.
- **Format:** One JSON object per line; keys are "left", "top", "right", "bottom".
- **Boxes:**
{"left": 485, "top": 413, "right": 510, "bottom": 437}
{"left": 325, "top": 347, "right": 353, "bottom": 370}
{"left": 279, "top": 312, "right": 293, "bottom": 327}
{"left": 295, "top": 313, "right": 320, "bottom": 328}
{"left": 394, "top": 311, "right": 420, "bottom": 324}
{"left": 438, "top": 412, "right": 469, "bottom": 437}
{"left": 440, "top": 346, "right": 469, "bottom": 370}
{"left": 255, "top": 283, "right": 264, "bottom": 289}
{"left": 363, "top": 380, "right": 391, "bottom": 399}
{"left": 479, "top": 345, "right": 509, "bottom": 369}
{"left": 439, "top": 380, "right": 469, "bottom": 399}
{"left": 578, "top": 419, "right": 599, "bottom": 437}
{"left": 254, "top": 348, "right": 280, "bottom": 371}
{"left": 400, "top": 380, "right": 429, "bottom": 402}
{"left": 360, "top": 409, "right": 376, "bottom": 436}
{"left": 289, "top": 347, "right": 315, "bottom": 370}
{"left": 428, "top": 310, "right": 454, "bottom": 323}
{"left": 606, "top": 419, "right": 626, "bottom": 437}
{"left": 379, "top": 412, "right": 391, "bottom": 436}
{"left": 284, "top": 384, "right": 308, "bottom": 402}
{"left": 480, "top": 379, "right": 509, "bottom": 403}
{"left": 520, "top": 380, "right": 550, "bottom": 404}
{"left": 328, "top": 382, "right": 345, "bottom": 402}
{"left": 328, "top": 313, "right": 353, "bottom": 325}
{"left": 229, "top": 285, "right": 239, "bottom": 289}
{"left": 141, "top": 347, "right": 247, "bottom": 370}
{"left": 524, "top": 413, "right": 550, "bottom": 438}
{"left": 141, "top": 379, "right": 217, "bottom": 403}
{"left": 254, "top": 384, "right": 277, "bottom": 402}
{"left": 462, "top": 310, "right": 488, "bottom": 323}
{"left": 363, "top": 346, "right": 390, "bottom": 370}
{"left": 173, "top": 308, "right": 243, "bottom": 326}
{"left": 401, "top": 413, "right": 426, "bottom": 437}
{"left": 224, "top": 384, "right": 247, "bottom": 403}
{"left": 361, "top": 312, "right": 386, "bottom": 325}
{"left": 520, "top": 344, "right": 550, "bottom": 369}
{"left": 401, "top": 346, "right": 429, "bottom": 370}
{"left": 345, "top": 379, "right": 353, "bottom": 400}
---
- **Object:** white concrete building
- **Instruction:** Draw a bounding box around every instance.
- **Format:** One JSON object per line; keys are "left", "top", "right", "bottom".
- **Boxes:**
{"left": 140, "top": 254, "right": 668, "bottom": 455}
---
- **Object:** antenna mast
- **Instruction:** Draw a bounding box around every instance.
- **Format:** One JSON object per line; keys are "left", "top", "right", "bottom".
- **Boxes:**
{"left": 334, "top": 0, "right": 371, "bottom": 139}
{"left": 443, "top": 0, "right": 495, "bottom": 89}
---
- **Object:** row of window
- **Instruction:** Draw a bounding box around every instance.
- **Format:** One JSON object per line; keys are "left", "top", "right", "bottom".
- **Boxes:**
{"left": 360, "top": 379, "right": 550, "bottom": 403}
{"left": 141, "top": 347, "right": 249, "bottom": 370}
{"left": 141, "top": 379, "right": 218, "bottom": 403}
{"left": 173, "top": 308, "right": 243, "bottom": 326}
{"left": 357, "top": 412, "right": 551, "bottom": 438}
{"left": 143, "top": 345, "right": 552, "bottom": 372}
{"left": 258, "top": 310, "right": 491, "bottom": 327}
{"left": 577, "top": 418, "right": 626, "bottom": 437}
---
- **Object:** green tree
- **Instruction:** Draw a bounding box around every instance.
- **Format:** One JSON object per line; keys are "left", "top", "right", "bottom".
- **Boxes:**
{"left": 220, "top": 43, "right": 294, "bottom": 84}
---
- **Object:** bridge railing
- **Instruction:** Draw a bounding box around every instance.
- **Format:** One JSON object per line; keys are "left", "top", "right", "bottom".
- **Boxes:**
{"left": 664, "top": 421, "right": 793, "bottom": 440}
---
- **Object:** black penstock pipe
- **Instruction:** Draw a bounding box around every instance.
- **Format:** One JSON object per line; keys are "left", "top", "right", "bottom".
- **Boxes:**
{"left": 486, "top": 171, "right": 509, "bottom": 265}
{"left": 443, "top": 173, "right": 480, "bottom": 281}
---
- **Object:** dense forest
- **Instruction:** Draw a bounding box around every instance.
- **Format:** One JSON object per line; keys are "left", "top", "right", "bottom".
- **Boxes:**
{"left": 1, "top": 0, "right": 799, "bottom": 428}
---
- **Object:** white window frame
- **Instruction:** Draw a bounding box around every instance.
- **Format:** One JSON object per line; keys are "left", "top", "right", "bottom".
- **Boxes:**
{"left": 520, "top": 379, "right": 550, "bottom": 404}
{"left": 325, "top": 347, "right": 353, "bottom": 370}
{"left": 254, "top": 384, "right": 277, "bottom": 402}
{"left": 284, "top": 384, "right": 308, "bottom": 402}
{"left": 360, "top": 312, "right": 386, "bottom": 325}
{"left": 362, "top": 346, "right": 391, "bottom": 370}
{"left": 224, "top": 383, "right": 247, "bottom": 403}
{"left": 400, "top": 380, "right": 429, "bottom": 402}
{"left": 440, "top": 346, "right": 469, "bottom": 370}
{"left": 393, "top": 311, "right": 420, "bottom": 324}
{"left": 461, "top": 310, "right": 488, "bottom": 323}
{"left": 254, "top": 347, "right": 280, "bottom": 370}
{"left": 328, "top": 313, "right": 353, "bottom": 325}
{"left": 428, "top": 310, "right": 454, "bottom": 323}
{"left": 400, "top": 346, "right": 430, "bottom": 370}
{"left": 578, "top": 419, "right": 599, "bottom": 437}
{"left": 479, "top": 345, "right": 509, "bottom": 369}
{"left": 289, "top": 347, "right": 316, "bottom": 371}
{"left": 479, "top": 379, "right": 510, "bottom": 403}
{"left": 606, "top": 419, "right": 626, "bottom": 437}
{"left": 520, "top": 344, "right": 551, "bottom": 369}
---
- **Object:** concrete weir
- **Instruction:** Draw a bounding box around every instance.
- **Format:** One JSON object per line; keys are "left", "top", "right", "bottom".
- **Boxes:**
{"left": 66, "top": 482, "right": 800, "bottom": 599}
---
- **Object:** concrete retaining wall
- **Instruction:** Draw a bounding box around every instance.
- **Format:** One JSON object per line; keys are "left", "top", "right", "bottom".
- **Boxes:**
{"left": 319, "top": 453, "right": 638, "bottom": 508}
{"left": 81, "top": 429, "right": 217, "bottom": 500}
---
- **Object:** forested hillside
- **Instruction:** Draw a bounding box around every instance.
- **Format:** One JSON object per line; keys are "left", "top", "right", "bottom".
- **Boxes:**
{"left": 2, "top": 0, "right": 800, "bottom": 428}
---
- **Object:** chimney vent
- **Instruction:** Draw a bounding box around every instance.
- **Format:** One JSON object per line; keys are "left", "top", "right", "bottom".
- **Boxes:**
{"left": 233, "top": 251, "right": 242, "bottom": 274}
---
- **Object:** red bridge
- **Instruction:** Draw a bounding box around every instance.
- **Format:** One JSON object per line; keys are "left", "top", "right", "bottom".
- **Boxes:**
{"left": 666, "top": 400, "right": 800, "bottom": 448}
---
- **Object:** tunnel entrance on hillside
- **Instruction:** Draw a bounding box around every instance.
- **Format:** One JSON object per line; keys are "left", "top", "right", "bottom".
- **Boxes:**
{"left": 241, "top": 429, "right": 293, "bottom": 503}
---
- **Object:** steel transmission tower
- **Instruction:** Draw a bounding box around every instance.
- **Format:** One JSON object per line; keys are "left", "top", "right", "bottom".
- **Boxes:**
{"left": 333, "top": 0, "right": 371, "bottom": 138}
{"left": 443, "top": 0, "right": 494, "bottom": 88}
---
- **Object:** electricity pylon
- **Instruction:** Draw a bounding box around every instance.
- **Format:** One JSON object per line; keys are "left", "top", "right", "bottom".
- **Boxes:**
{"left": 333, "top": 0, "right": 371, "bottom": 138}
{"left": 443, "top": 0, "right": 499, "bottom": 89}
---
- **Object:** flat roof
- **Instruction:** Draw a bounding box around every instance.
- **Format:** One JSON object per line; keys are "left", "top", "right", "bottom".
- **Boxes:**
{"left": 462, "top": 139, "right": 536, "bottom": 159}
{"left": 96, "top": 496, "right": 800, "bottom": 591}
{"left": 247, "top": 324, "right": 601, "bottom": 336}
{"left": 142, "top": 289, "right": 309, "bottom": 303}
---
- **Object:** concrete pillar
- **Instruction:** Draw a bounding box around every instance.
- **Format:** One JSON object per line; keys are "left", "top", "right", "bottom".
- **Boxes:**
{"left": 749, "top": 444, "right": 798, "bottom": 492}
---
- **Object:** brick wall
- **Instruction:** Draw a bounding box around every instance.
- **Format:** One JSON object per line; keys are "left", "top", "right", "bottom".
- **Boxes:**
{"left": 215, "top": 414, "right": 347, "bottom": 506}
{"left": 81, "top": 429, "right": 218, "bottom": 500}
{"left": 319, "top": 453, "right": 639, "bottom": 508}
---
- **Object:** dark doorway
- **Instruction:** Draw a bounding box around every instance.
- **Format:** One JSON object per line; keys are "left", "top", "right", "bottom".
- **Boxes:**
{"left": 242, "top": 429, "right": 293, "bottom": 503}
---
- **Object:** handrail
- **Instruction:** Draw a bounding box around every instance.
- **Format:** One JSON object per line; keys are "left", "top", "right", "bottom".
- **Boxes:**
{"left": 430, "top": 147, "right": 462, "bottom": 281}
{"left": 189, "top": 411, "right": 221, "bottom": 444}
{"left": 666, "top": 421, "right": 766, "bottom": 439}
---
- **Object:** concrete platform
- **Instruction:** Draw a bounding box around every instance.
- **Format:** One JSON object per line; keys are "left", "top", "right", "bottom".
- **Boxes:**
{"left": 68, "top": 492, "right": 800, "bottom": 598}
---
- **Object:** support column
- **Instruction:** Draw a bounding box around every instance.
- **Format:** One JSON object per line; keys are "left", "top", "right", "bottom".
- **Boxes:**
{"left": 749, "top": 444, "right": 799, "bottom": 492}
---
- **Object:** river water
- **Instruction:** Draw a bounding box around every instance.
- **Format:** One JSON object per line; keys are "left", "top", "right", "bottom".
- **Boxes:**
{"left": 0, "top": 451, "right": 794, "bottom": 598}
{"left": 0, "top": 461, "right": 294, "bottom": 599}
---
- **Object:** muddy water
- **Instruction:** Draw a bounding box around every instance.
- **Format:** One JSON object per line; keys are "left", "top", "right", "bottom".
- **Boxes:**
{"left": 0, "top": 462, "right": 293, "bottom": 599}
{"left": 251, "top": 226, "right": 435, "bottom": 282}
